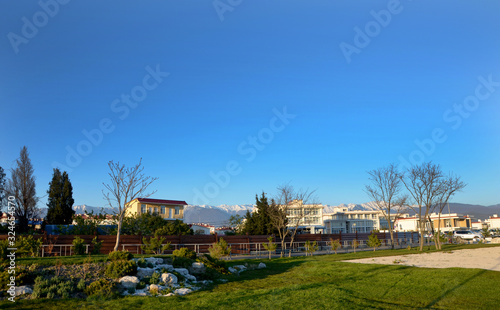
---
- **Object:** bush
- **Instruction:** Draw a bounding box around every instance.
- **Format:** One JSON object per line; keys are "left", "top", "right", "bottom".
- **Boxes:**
{"left": 173, "top": 247, "right": 197, "bottom": 259}
{"left": 0, "top": 264, "right": 31, "bottom": 288}
{"left": 196, "top": 254, "right": 229, "bottom": 276}
{"left": 137, "top": 257, "right": 147, "bottom": 268}
{"left": 84, "top": 279, "right": 117, "bottom": 299}
{"left": 105, "top": 260, "right": 137, "bottom": 278}
{"left": 150, "top": 271, "right": 161, "bottom": 285}
{"left": 32, "top": 276, "right": 76, "bottom": 299}
{"left": 367, "top": 232, "right": 381, "bottom": 251}
{"left": 107, "top": 250, "right": 133, "bottom": 261}
{"left": 72, "top": 236, "right": 86, "bottom": 255}
{"left": 15, "top": 235, "right": 42, "bottom": 258}
{"left": 77, "top": 278, "right": 86, "bottom": 291}
{"left": 141, "top": 233, "right": 171, "bottom": 254}
{"left": 172, "top": 256, "right": 194, "bottom": 269}
{"left": 0, "top": 239, "right": 9, "bottom": 261}
{"left": 91, "top": 237, "right": 102, "bottom": 255}
{"left": 208, "top": 238, "right": 231, "bottom": 260}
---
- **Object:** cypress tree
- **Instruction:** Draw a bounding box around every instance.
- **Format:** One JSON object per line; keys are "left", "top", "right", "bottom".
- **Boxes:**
{"left": 46, "top": 168, "right": 75, "bottom": 225}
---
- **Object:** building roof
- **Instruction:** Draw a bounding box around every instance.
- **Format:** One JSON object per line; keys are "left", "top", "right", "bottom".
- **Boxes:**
{"left": 134, "top": 198, "right": 188, "bottom": 205}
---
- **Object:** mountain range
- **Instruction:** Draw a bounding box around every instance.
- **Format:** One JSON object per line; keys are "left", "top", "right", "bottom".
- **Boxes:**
{"left": 37, "top": 202, "right": 500, "bottom": 225}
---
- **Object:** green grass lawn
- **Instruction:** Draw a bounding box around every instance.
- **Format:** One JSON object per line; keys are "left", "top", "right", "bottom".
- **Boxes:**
{"left": 3, "top": 244, "right": 500, "bottom": 309}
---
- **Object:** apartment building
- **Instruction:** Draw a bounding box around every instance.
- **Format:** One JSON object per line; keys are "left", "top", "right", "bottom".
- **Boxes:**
{"left": 125, "top": 198, "right": 187, "bottom": 221}
{"left": 286, "top": 199, "right": 324, "bottom": 234}
{"left": 323, "top": 207, "right": 382, "bottom": 234}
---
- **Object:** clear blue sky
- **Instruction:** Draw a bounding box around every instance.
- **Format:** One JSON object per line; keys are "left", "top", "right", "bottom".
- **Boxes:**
{"left": 1, "top": 0, "right": 499, "bottom": 208}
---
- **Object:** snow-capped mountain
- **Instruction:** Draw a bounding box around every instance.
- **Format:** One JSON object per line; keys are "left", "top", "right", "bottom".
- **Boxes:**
{"left": 183, "top": 204, "right": 254, "bottom": 226}
{"left": 72, "top": 204, "right": 117, "bottom": 215}
{"left": 322, "top": 202, "right": 380, "bottom": 214}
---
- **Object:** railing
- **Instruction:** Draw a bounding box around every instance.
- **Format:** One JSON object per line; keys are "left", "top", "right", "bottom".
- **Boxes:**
{"left": 41, "top": 244, "right": 90, "bottom": 257}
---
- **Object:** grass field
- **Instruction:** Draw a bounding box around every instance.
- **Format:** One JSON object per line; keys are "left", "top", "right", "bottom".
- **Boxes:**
{"left": 3, "top": 244, "right": 500, "bottom": 309}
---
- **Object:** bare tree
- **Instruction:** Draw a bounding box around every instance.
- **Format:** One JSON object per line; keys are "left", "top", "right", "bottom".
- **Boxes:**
{"left": 271, "top": 184, "right": 317, "bottom": 257}
{"left": 432, "top": 174, "right": 466, "bottom": 249}
{"left": 268, "top": 198, "right": 288, "bottom": 258}
{"left": 401, "top": 162, "right": 457, "bottom": 251}
{"left": 6, "top": 146, "right": 39, "bottom": 232}
{"left": 365, "top": 163, "right": 408, "bottom": 249}
{"left": 102, "top": 159, "right": 158, "bottom": 252}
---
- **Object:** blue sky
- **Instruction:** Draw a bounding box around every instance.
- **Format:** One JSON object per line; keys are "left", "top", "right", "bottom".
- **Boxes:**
{"left": 1, "top": 0, "right": 499, "bottom": 208}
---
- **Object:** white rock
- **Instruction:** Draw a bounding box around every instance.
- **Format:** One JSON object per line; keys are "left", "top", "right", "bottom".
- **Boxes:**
{"left": 136, "top": 267, "right": 155, "bottom": 278}
{"left": 185, "top": 274, "right": 197, "bottom": 282}
{"left": 258, "top": 262, "right": 266, "bottom": 269}
{"left": 155, "top": 264, "right": 174, "bottom": 271}
{"left": 228, "top": 267, "right": 238, "bottom": 273}
{"left": 15, "top": 286, "right": 33, "bottom": 296}
{"left": 165, "top": 292, "right": 175, "bottom": 297}
{"left": 174, "top": 288, "right": 193, "bottom": 296}
{"left": 119, "top": 276, "right": 140, "bottom": 289}
{"left": 233, "top": 265, "right": 247, "bottom": 271}
{"left": 134, "top": 290, "right": 148, "bottom": 296}
{"left": 145, "top": 257, "right": 163, "bottom": 265}
{"left": 161, "top": 273, "right": 178, "bottom": 284}
{"left": 149, "top": 284, "right": 160, "bottom": 293}
{"left": 174, "top": 268, "right": 190, "bottom": 276}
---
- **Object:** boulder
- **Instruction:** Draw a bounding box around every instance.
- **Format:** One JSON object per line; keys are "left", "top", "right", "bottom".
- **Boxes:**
{"left": 155, "top": 264, "right": 174, "bottom": 271}
{"left": 191, "top": 262, "right": 206, "bottom": 274}
{"left": 174, "top": 288, "right": 192, "bottom": 296}
{"left": 136, "top": 267, "right": 155, "bottom": 278}
{"left": 258, "top": 262, "right": 266, "bottom": 269}
{"left": 228, "top": 267, "right": 238, "bottom": 273}
{"left": 233, "top": 265, "right": 247, "bottom": 271}
{"left": 149, "top": 284, "right": 160, "bottom": 293}
{"left": 185, "top": 274, "right": 197, "bottom": 282}
{"left": 15, "top": 286, "right": 33, "bottom": 296}
{"left": 174, "top": 268, "right": 190, "bottom": 276}
{"left": 119, "top": 276, "right": 140, "bottom": 289}
{"left": 161, "top": 273, "right": 178, "bottom": 285}
{"left": 145, "top": 257, "right": 163, "bottom": 265}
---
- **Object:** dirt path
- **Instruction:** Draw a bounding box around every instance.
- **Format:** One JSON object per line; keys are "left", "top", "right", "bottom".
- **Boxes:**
{"left": 343, "top": 246, "right": 500, "bottom": 271}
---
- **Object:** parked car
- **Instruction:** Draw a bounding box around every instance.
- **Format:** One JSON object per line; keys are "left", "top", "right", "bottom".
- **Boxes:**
{"left": 453, "top": 230, "right": 482, "bottom": 240}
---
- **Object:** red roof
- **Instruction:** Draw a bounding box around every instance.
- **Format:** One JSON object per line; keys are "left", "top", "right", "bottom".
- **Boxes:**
{"left": 136, "top": 198, "right": 188, "bottom": 205}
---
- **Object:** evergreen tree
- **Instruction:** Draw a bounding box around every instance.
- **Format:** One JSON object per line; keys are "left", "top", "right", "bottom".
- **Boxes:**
{"left": 46, "top": 168, "right": 75, "bottom": 225}
{"left": 241, "top": 192, "right": 275, "bottom": 235}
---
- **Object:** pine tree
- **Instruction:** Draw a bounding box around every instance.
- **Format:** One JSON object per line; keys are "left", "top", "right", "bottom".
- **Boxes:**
{"left": 46, "top": 168, "right": 75, "bottom": 225}
{"left": 241, "top": 192, "right": 275, "bottom": 235}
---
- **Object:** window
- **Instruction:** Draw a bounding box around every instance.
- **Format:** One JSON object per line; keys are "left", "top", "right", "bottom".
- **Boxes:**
{"left": 175, "top": 206, "right": 180, "bottom": 215}
{"left": 141, "top": 204, "right": 146, "bottom": 214}
{"left": 161, "top": 206, "right": 166, "bottom": 215}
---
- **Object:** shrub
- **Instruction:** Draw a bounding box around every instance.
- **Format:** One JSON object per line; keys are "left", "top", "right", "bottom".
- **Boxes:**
{"left": 137, "top": 257, "right": 147, "bottom": 268}
{"left": 172, "top": 256, "right": 194, "bottom": 269}
{"left": 304, "top": 240, "right": 318, "bottom": 256}
{"left": 105, "top": 260, "right": 137, "bottom": 278}
{"left": 72, "top": 236, "right": 86, "bottom": 255}
{"left": 196, "top": 254, "right": 229, "bottom": 278}
{"left": 91, "top": 237, "right": 102, "bottom": 255}
{"left": 262, "top": 236, "right": 277, "bottom": 260}
{"left": 173, "top": 247, "right": 197, "bottom": 259}
{"left": 141, "top": 233, "right": 171, "bottom": 254}
{"left": 150, "top": 271, "right": 161, "bottom": 285}
{"left": 367, "top": 232, "right": 381, "bottom": 251}
{"left": 0, "top": 240, "right": 9, "bottom": 261}
{"left": 107, "top": 250, "right": 133, "bottom": 261}
{"left": 32, "top": 276, "right": 76, "bottom": 299}
{"left": 329, "top": 238, "right": 341, "bottom": 254}
{"left": 0, "top": 265, "right": 31, "bottom": 288}
{"left": 84, "top": 279, "right": 117, "bottom": 299}
{"left": 136, "top": 281, "right": 146, "bottom": 290}
{"left": 208, "top": 238, "right": 231, "bottom": 260}
{"left": 15, "top": 235, "right": 42, "bottom": 258}
{"left": 77, "top": 278, "right": 86, "bottom": 291}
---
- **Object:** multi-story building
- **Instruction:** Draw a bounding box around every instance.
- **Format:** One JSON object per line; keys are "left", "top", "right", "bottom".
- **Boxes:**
{"left": 394, "top": 212, "right": 472, "bottom": 232}
{"left": 125, "top": 198, "right": 187, "bottom": 221}
{"left": 286, "top": 200, "right": 324, "bottom": 234}
{"left": 485, "top": 214, "right": 500, "bottom": 230}
{"left": 323, "top": 206, "right": 382, "bottom": 234}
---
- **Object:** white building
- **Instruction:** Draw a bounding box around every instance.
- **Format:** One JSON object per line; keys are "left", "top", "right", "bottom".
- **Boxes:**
{"left": 323, "top": 207, "right": 382, "bottom": 234}
{"left": 485, "top": 214, "right": 500, "bottom": 230}
{"left": 394, "top": 212, "right": 472, "bottom": 232}
{"left": 286, "top": 200, "right": 324, "bottom": 234}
